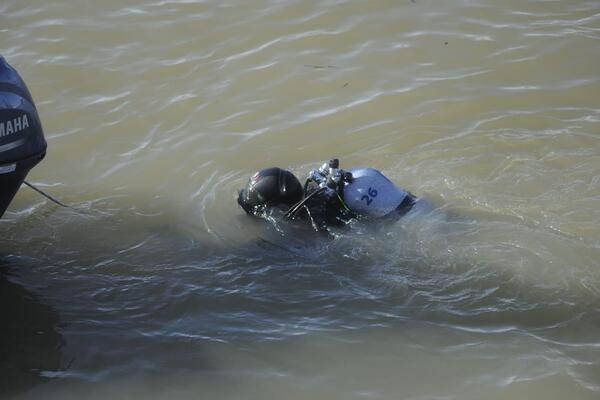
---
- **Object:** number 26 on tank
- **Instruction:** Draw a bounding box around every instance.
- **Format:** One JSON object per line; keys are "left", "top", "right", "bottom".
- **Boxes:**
{"left": 361, "top": 187, "right": 378, "bottom": 206}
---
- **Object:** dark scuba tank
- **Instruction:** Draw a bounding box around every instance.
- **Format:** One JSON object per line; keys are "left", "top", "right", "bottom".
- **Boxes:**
{"left": 0, "top": 56, "right": 47, "bottom": 218}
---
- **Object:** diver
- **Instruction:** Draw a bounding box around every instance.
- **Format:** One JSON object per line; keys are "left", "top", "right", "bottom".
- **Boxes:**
{"left": 237, "top": 159, "right": 417, "bottom": 233}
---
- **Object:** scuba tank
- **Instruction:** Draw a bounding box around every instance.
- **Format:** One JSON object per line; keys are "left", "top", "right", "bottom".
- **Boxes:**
{"left": 343, "top": 167, "right": 408, "bottom": 217}
{"left": 301, "top": 159, "right": 410, "bottom": 219}
{"left": 0, "top": 56, "right": 47, "bottom": 218}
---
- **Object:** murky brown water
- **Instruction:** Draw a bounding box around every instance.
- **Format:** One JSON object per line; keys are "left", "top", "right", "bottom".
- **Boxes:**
{"left": 1, "top": 0, "right": 600, "bottom": 398}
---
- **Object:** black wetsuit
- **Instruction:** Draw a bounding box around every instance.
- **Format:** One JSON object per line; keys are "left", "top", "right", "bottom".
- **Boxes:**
{"left": 293, "top": 180, "right": 355, "bottom": 232}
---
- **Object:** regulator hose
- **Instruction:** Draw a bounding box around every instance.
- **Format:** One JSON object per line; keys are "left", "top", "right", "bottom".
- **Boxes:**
{"left": 283, "top": 187, "right": 326, "bottom": 220}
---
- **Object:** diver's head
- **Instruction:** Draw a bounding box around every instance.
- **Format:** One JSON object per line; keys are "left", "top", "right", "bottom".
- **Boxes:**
{"left": 237, "top": 167, "right": 303, "bottom": 215}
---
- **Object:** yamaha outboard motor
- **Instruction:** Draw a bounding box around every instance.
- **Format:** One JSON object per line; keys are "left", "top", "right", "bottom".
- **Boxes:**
{"left": 237, "top": 167, "right": 303, "bottom": 215}
{"left": 0, "top": 56, "right": 47, "bottom": 218}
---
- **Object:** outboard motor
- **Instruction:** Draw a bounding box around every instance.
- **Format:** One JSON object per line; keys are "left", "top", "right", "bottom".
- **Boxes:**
{"left": 0, "top": 56, "right": 47, "bottom": 218}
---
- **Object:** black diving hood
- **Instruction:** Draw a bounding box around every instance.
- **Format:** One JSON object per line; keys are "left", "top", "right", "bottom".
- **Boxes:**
{"left": 0, "top": 56, "right": 47, "bottom": 218}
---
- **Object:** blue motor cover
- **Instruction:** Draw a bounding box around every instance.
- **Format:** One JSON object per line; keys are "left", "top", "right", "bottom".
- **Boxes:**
{"left": 343, "top": 168, "right": 408, "bottom": 217}
{"left": 0, "top": 56, "right": 47, "bottom": 218}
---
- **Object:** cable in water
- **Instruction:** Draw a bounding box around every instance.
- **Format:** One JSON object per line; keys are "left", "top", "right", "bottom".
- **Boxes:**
{"left": 23, "top": 180, "right": 74, "bottom": 210}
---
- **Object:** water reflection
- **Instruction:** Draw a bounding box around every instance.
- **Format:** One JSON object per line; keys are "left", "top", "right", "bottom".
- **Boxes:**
{"left": 0, "top": 259, "right": 65, "bottom": 398}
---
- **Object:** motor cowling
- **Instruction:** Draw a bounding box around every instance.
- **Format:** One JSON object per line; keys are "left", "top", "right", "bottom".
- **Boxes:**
{"left": 343, "top": 168, "right": 408, "bottom": 217}
{"left": 0, "top": 56, "right": 47, "bottom": 218}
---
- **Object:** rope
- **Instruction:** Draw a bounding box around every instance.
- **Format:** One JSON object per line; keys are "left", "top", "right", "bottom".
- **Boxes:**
{"left": 23, "top": 181, "right": 74, "bottom": 210}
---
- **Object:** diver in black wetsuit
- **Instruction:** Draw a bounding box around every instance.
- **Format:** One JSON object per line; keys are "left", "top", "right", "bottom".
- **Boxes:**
{"left": 237, "top": 159, "right": 417, "bottom": 233}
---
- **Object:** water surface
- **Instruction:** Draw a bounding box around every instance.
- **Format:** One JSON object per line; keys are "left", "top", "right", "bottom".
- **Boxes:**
{"left": 1, "top": 0, "right": 600, "bottom": 398}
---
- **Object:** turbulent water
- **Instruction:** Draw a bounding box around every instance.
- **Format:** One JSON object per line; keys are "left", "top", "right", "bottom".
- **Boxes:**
{"left": 1, "top": 0, "right": 600, "bottom": 398}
